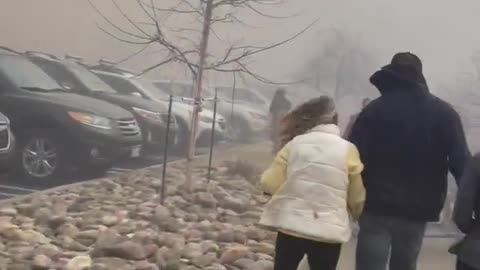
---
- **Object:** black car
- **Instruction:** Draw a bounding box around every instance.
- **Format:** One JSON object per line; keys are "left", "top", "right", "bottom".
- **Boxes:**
{"left": 26, "top": 52, "right": 177, "bottom": 155}
{"left": 0, "top": 112, "right": 15, "bottom": 171}
{"left": 0, "top": 52, "right": 143, "bottom": 183}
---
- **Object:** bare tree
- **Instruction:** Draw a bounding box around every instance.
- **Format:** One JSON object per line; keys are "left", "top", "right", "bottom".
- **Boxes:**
{"left": 295, "top": 29, "right": 376, "bottom": 100}
{"left": 88, "top": 0, "right": 314, "bottom": 190}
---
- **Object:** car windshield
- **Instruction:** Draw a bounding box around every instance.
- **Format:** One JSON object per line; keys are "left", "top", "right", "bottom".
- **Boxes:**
{"left": 0, "top": 55, "right": 62, "bottom": 90}
{"left": 135, "top": 78, "right": 169, "bottom": 100}
{"left": 66, "top": 63, "right": 117, "bottom": 93}
{"left": 154, "top": 81, "right": 193, "bottom": 97}
{"left": 216, "top": 87, "right": 266, "bottom": 105}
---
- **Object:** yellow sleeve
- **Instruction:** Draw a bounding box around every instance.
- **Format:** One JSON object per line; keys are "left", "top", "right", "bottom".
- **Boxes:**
{"left": 260, "top": 146, "right": 289, "bottom": 195}
{"left": 346, "top": 144, "right": 366, "bottom": 220}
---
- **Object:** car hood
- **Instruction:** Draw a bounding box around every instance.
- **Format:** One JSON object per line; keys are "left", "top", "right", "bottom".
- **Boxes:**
{"left": 93, "top": 93, "right": 168, "bottom": 113}
{"left": 22, "top": 91, "right": 133, "bottom": 119}
{"left": 171, "top": 102, "right": 225, "bottom": 121}
{"left": 218, "top": 101, "right": 266, "bottom": 116}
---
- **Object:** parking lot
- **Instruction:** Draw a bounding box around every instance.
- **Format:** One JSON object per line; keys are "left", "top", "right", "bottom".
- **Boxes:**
{"left": 0, "top": 143, "right": 224, "bottom": 200}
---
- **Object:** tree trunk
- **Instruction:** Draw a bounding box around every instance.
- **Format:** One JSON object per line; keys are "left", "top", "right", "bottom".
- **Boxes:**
{"left": 184, "top": 0, "right": 214, "bottom": 191}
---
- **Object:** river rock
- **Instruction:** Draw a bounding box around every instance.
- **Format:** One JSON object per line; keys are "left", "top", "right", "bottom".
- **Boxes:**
{"left": 192, "top": 252, "right": 218, "bottom": 268}
{"left": 220, "top": 197, "right": 248, "bottom": 213}
{"left": 246, "top": 227, "right": 267, "bottom": 242}
{"left": 233, "top": 258, "right": 256, "bottom": 269}
{"left": 93, "top": 240, "right": 151, "bottom": 260}
{"left": 32, "top": 254, "right": 52, "bottom": 270}
{"left": 92, "top": 257, "right": 131, "bottom": 269}
{"left": 48, "top": 215, "right": 68, "bottom": 230}
{"left": 183, "top": 242, "right": 204, "bottom": 260}
{"left": 250, "top": 260, "right": 274, "bottom": 270}
{"left": 194, "top": 192, "right": 218, "bottom": 208}
{"left": 65, "top": 255, "right": 93, "bottom": 270}
{"left": 134, "top": 261, "right": 160, "bottom": 270}
{"left": 220, "top": 246, "right": 250, "bottom": 264}
{"left": 205, "top": 264, "right": 228, "bottom": 270}
{"left": 101, "top": 215, "right": 120, "bottom": 226}
{"left": 57, "top": 223, "right": 80, "bottom": 238}
{"left": 0, "top": 207, "right": 17, "bottom": 216}
{"left": 35, "top": 244, "right": 60, "bottom": 257}
{"left": 0, "top": 221, "right": 17, "bottom": 234}
{"left": 217, "top": 230, "right": 235, "bottom": 243}
{"left": 154, "top": 205, "right": 171, "bottom": 219}
{"left": 248, "top": 242, "right": 275, "bottom": 256}
{"left": 19, "top": 230, "right": 51, "bottom": 244}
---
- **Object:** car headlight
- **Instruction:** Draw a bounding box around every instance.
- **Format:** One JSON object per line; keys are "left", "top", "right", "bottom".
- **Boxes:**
{"left": 133, "top": 107, "right": 162, "bottom": 122}
{"left": 68, "top": 112, "right": 112, "bottom": 130}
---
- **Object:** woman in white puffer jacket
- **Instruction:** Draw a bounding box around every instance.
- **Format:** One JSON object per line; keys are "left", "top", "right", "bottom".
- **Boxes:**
{"left": 259, "top": 96, "right": 366, "bottom": 270}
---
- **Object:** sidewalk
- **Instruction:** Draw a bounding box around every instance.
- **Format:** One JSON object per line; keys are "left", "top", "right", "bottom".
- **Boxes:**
{"left": 338, "top": 238, "right": 456, "bottom": 270}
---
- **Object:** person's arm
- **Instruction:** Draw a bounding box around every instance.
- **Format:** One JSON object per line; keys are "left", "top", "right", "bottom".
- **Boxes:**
{"left": 260, "top": 145, "right": 289, "bottom": 195}
{"left": 348, "top": 111, "right": 369, "bottom": 185}
{"left": 453, "top": 158, "right": 479, "bottom": 233}
{"left": 346, "top": 144, "right": 366, "bottom": 220}
{"left": 445, "top": 108, "right": 471, "bottom": 183}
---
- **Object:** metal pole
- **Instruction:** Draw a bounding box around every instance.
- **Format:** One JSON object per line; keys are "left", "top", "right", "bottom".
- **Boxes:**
{"left": 230, "top": 73, "right": 236, "bottom": 124}
{"left": 160, "top": 95, "right": 173, "bottom": 205}
{"left": 207, "top": 88, "right": 218, "bottom": 183}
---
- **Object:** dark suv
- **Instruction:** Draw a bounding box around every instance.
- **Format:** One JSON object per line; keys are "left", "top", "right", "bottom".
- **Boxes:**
{"left": 0, "top": 52, "right": 143, "bottom": 183}
{"left": 26, "top": 53, "right": 177, "bottom": 155}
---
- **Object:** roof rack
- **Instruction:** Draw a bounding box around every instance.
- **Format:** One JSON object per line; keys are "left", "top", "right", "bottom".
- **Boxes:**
{"left": 65, "top": 54, "right": 83, "bottom": 62}
{"left": 24, "top": 51, "right": 58, "bottom": 59}
{"left": 99, "top": 58, "right": 116, "bottom": 66}
{"left": 0, "top": 46, "right": 22, "bottom": 55}
{"left": 91, "top": 61, "right": 137, "bottom": 76}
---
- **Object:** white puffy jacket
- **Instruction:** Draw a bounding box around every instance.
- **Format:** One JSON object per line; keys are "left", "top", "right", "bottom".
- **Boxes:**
{"left": 259, "top": 124, "right": 364, "bottom": 243}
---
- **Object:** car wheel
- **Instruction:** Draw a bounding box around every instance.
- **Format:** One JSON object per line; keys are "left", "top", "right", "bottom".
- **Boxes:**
{"left": 226, "top": 116, "right": 252, "bottom": 142}
{"left": 14, "top": 129, "right": 70, "bottom": 185}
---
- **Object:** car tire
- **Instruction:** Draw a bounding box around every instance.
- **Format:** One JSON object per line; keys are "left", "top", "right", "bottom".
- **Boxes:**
{"left": 13, "top": 129, "right": 71, "bottom": 186}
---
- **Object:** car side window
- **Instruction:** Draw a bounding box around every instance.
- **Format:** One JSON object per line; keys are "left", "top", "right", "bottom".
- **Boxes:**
{"left": 34, "top": 61, "right": 80, "bottom": 90}
{"left": 97, "top": 74, "right": 142, "bottom": 97}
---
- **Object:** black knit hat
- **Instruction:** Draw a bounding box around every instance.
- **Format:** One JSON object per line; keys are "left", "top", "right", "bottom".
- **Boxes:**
{"left": 381, "top": 52, "right": 426, "bottom": 84}
{"left": 391, "top": 52, "right": 422, "bottom": 73}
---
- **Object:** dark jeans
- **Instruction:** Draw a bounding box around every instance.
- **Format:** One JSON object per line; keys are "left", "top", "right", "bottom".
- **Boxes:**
{"left": 457, "top": 260, "right": 480, "bottom": 270}
{"left": 274, "top": 232, "right": 341, "bottom": 270}
{"left": 356, "top": 213, "right": 427, "bottom": 270}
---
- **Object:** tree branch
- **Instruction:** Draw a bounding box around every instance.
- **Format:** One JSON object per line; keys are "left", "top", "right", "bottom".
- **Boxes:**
{"left": 208, "top": 19, "right": 318, "bottom": 69}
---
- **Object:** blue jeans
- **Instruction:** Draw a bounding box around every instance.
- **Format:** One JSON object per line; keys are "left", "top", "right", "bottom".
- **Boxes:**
{"left": 356, "top": 213, "right": 427, "bottom": 270}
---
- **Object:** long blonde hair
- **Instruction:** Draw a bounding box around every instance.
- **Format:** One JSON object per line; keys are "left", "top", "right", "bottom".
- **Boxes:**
{"left": 278, "top": 96, "right": 337, "bottom": 149}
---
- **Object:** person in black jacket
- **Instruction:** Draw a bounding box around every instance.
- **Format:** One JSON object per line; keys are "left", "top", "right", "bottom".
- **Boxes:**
{"left": 453, "top": 153, "right": 480, "bottom": 270}
{"left": 269, "top": 88, "right": 292, "bottom": 153}
{"left": 343, "top": 98, "right": 371, "bottom": 139}
{"left": 350, "top": 52, "right": 471, "bottom": 270}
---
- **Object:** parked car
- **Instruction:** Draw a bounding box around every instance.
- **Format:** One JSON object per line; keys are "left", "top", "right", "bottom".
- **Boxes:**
{"left": 214, "top": 86, "right": 270, "bottom": 111}
{"left": 88, "top": 64, "right": 226, "bottom": 150}
{"left": 153, "top": 81, "right": 269, "bottom": 141}
{"left": 26, "top": 52, "right": 177, "bottom": 156}
{"left": 0, "top": 51, "right": 143, "bottom": 183}
{"left": 0, "top": 113, "right": 15, "bottom": 172}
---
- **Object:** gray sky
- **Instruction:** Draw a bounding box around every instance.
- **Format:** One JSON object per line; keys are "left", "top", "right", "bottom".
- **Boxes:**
{"left": 1, "top": 0, "right": 480, "bottom": 87}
